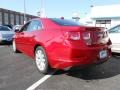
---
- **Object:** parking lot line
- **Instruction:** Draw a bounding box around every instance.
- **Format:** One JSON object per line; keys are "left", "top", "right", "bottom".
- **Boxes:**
{"left": 0, "top": 46, "right": 5, "bottom": 48}
{"left": 26, "top": 71, "right": 56, "bottom": 90}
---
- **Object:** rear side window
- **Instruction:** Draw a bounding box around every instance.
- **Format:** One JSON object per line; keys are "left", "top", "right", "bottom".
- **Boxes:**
{"left": 51, "top": 18, "right": 82, "bottom": 26}
{"left": 0, "top": 26, "right": 11, "bottom": 31}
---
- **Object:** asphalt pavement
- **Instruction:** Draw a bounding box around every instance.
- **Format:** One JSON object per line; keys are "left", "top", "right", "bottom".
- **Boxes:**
{"left": 0, "top": 45, "right": 120, "bottom": 90}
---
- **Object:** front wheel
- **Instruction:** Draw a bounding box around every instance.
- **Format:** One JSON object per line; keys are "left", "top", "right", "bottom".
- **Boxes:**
{"left": 35, "top": 46, "right": 50, "bottom": 74}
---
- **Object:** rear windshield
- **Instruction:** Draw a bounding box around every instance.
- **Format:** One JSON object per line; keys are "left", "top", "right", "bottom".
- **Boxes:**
{"left": 51, "top": 18, "right": 82, "bottom": 26}
{"left": 0, "top": 26, "right": 11, "bottom": 31}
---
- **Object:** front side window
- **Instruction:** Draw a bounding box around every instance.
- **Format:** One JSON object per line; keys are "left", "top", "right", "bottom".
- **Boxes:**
{"left": 20, "top": 20, "right": 43, "bottom": 32}
{"left": 51, "top": 18, "right": 82, "bottom": 26}
{"left": 109, "top": 25, "right": 120, "bottom": 33}
{"left": 27, "top": 20, "right": 43, "bottom": 32}
{"left": 20, "top": 22, "right": 30, "bottom": 32}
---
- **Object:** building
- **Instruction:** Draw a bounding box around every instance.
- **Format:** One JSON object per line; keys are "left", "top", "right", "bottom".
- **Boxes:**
{"left": 0, "top": 8, "right": 37, "bottom": 25}
{"left": 81, "top": 5, "right": 120, "bottom": 29}
{"left": 79, "top": 14, "right": 93, "bottom": 26}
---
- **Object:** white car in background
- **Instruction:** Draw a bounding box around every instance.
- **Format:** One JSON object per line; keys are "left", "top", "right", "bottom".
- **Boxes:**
{"left": 108, "top": 24, "right": 120, "bottom": 53}
{"left": 0, "top": 25, "right": 14, "bottom": 44}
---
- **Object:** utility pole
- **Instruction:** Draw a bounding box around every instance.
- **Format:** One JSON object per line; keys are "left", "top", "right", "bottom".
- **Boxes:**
{"left": 24, "top": 0, "right": 26, "bottom": 23}
{"left": 40, "top": 0, "right": 45, "bottom": 17}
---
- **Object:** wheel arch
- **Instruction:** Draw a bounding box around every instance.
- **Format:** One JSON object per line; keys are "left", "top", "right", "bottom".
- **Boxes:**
{"left": 34, "top": 44, "right": 41, "bottom": 55}
{"left": 33, "top": 43, "right": 46, "bottom": 58}
{"left": 33, "top": 44, "right": 52, "bottom": 68}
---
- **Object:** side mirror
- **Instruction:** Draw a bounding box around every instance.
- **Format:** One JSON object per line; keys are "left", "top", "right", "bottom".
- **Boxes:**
{"left": 13, "top": 25, "right": 22, "bottom": 32}
{"left": 14, "top": 29, "right": 20, "bottom": 32}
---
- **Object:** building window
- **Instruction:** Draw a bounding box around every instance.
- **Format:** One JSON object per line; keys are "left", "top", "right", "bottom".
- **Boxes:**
{"left": 96, "top": 20, "right": 111, "bottom": 24}
{"left": 10, "top": 13, "right": 14, "bottom": 25}
{"left": 16, "top": 14, "right": 20, "bottom": 25}
{"left": 0, "top": 12, "right": 2, "bottom": 24}
{"left": 95, "top": 20, "right": 111, "bottom": 28}
{"left": 4, "top": 13, "right": 9, "bottom": 24}
{"left": 27, "top": 17, "right": 30, "bottom": 21}
{"left": 29, "top": 17, "right": 32, "bottom": 20}
{"left": 20, "top": 15, "right": 24, "bottom": 25}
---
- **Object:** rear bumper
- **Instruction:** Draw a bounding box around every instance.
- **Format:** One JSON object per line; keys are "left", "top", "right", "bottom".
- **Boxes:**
{"left": 51, "top": 55, "right": 110, "bottom": 70}
{"left": 48, "top": 46, "right": 111, "bottom": 69}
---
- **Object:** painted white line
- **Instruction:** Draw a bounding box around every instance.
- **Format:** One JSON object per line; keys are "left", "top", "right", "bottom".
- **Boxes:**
{"left": 26, "top": 71, "right": 56, "bottom": 90}
{"left": 0, "top": 46, "right": 4, "bottom": 48}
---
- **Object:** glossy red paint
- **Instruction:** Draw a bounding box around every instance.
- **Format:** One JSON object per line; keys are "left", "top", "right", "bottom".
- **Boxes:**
{"left": 14, "top": 18, "right": 111, "bottom": 69}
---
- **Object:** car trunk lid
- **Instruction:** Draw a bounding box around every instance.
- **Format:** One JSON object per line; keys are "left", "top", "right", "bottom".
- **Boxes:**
{"left": 61, "top": 26, "right": 109, "bottom": 46}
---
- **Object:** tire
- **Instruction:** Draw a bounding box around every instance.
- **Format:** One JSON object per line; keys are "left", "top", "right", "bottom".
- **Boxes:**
{"left": 12, "top": 40, "right": 19, "bottom": 53}
{"left": 35, "top": 46, "right": 50, "bottom": 74}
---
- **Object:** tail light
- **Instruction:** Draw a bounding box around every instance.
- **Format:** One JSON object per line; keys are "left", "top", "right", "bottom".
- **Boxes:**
{"left": 65, "top": 32, "right": 80, "bottom": 40}
{"left": 82, "top": 32, "right": 92, "bottom": 45}
{"left": 82, "top": 27, "right": 109, "bottom": 45}
{"left": 97, "top": 31, "right": 108, "bottom": 39}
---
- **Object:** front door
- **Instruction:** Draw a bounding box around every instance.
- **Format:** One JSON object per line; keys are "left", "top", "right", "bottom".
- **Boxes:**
{"left": 16, "top": 20, "right": 43, "bottom": 56}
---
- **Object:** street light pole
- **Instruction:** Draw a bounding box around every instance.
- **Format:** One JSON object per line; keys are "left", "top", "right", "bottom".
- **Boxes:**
{"left": 37, "top": 0, "right": 46, "bottom": 17}
{"left": 24, "top": 0, "right": 26, "bottom": 24}
{"left": 40, "top": 0, "right": 45, "bottom": 17}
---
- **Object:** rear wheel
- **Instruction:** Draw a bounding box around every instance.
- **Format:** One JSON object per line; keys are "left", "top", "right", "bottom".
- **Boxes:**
{"left": 35, "top": 46, "right": 50, "bottom": 74}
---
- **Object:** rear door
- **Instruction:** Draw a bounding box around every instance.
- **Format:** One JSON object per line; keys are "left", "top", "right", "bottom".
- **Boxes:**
{"left": 109, "top": 25, "right": 120, "bottom": 52}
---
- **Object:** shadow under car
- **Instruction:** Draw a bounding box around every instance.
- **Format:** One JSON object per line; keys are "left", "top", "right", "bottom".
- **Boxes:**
{"left": 54, "top": 57, "right": 120, "bottom": 80}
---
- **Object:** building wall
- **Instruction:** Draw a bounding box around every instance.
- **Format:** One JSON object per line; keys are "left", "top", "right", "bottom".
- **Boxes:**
{"left": 0, "top": 8, "right": 37, "bottom": 25}
{"left": 84, "top": 5, "right": 120, "bottom": 29}
{"left": 91, "top": 18, "right": 120, "bottom": 29}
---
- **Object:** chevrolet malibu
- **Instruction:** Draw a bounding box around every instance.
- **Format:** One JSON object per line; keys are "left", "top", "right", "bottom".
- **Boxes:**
{"left": 12, "top": 18, "right": 111, "bottom": 74}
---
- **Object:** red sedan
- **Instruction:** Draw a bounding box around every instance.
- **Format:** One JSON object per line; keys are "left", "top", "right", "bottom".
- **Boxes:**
{"left": 12, "top": 18, "right": 111, "bottom": 74}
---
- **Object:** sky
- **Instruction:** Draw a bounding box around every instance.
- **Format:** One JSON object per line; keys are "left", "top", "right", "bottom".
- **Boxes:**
{"left": 1, "top": 0, "right": 120, "bottom": 19}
